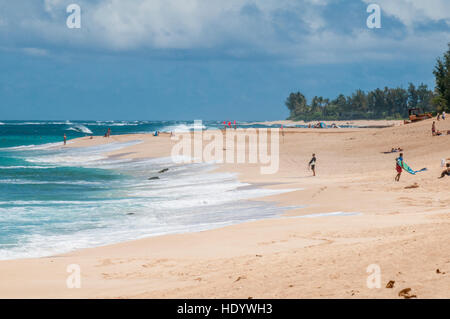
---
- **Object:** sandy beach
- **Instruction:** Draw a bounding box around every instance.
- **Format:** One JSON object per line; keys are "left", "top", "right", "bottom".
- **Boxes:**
{"left": 1, "top": 118, "right": 449, "bottom": 299}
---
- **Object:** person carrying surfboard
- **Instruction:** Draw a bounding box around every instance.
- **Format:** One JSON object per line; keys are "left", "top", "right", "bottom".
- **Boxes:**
{"left": 395, "top": 153, "right": 404, "bottom": 182}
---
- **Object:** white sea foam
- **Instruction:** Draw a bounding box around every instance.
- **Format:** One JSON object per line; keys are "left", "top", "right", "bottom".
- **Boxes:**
{"left": 27, "top": 154, "right": 106, "bottom": 164}
{"left": 0, "top": 179, "right": 102, "bottom": 185}
{"left": 0, "top": 166, "right": 58, "bottom": 169}
{"left": 0, "top": 138, "right": 301, "bottom": 260}
{"left": 92, "top": 122, "right": 139, "bottom": 126}
{"left": 0, "top": 141, "right": 65, "bottom": 151}
{"left": 66, "top": 124, "right": 93, "bottom": 134}
{"left": 160, "top": 123, "right": 207, "bottom": 133}
{"left": 24, "top": 140, "right": 142, "bottom": 166}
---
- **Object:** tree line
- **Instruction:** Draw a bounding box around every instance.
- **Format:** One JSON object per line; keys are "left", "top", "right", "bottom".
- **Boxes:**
{"left": 286, "top": 43, "right": 450, "bottom": 120}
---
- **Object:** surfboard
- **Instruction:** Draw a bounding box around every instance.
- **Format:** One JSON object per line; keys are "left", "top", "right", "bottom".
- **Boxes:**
{"left": 397, "top": 159, "right": 427, "bottom": 175}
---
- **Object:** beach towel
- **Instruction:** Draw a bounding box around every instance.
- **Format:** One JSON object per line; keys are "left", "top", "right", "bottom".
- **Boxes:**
{"left": 397, "top": 159, "right": 427, "bottom": 175}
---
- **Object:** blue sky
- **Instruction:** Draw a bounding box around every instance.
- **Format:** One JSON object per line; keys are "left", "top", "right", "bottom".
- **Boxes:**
{"left": 0, "top": 0, "right": 449, "bottom": 120}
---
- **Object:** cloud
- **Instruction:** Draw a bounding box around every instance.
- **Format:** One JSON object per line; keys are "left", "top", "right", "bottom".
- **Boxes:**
{"left": 22, "top": 47, "right": 49, "bottom": 56}
{"left": 0, "top": 0, "right": 448, "bottom": 64}
{"left": 0, "top": 0, "right": 333, "bottom": 50}
{"left": 362, "top": 0, "right": 450, "bottom": 27}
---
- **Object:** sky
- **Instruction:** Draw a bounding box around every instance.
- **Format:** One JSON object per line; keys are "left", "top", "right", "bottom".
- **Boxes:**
{"left": 0, "top": 0, "right": 449, "bottom": 120}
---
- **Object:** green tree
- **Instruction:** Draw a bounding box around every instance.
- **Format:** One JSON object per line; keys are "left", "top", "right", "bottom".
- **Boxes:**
{"left": 285, "top": 92, "right": 307, "bottom": 119}
{"left": 407, "top": 83, "right": 418, "bottom": 108}
{"left": 416, "top": 83, "right": 434, "bottom": 112}
{"left": 285, "top": 85, "right": 435, "bottom": 121}
{"left": 433, "top": 43, "right": 450, "bottom": 112}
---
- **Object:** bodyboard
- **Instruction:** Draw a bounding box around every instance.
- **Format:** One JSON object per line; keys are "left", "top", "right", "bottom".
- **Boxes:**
{"left": 397, "top": 159, "right": 427, "bottom": 175}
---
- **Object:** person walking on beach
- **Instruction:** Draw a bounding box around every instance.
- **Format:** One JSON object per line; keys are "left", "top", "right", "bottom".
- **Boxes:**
{"left": 395, "top": 152, "right": 404, "bottom": 182}
{"left": 309, "top": 153, "right": 317, "bottom": 176}
{"left": 443, "top": 111, "right": 446, "bottom": 120}
{"left": 63, "top": 133, "right": 66, "bottom": 146}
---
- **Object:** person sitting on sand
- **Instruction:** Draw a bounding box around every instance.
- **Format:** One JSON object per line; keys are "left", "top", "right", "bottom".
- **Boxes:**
{"left": 439, "top": 163, "right": 450, "bottom": 179}
{"left": 309, "top": 153, "right": 317, "bottom": 177}
{"left": 395, "top": 153, "right": 404, "bottom": 182}
{"left": 385, "top": 147, "right": 403, "bottom": 154}
{"left": 432, "top": 121, "right": 442, "bottom": 136}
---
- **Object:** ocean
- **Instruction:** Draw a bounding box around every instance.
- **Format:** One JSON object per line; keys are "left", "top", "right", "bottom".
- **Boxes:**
{"left": 0, "top": 120, "right": 295, "bottom": 260}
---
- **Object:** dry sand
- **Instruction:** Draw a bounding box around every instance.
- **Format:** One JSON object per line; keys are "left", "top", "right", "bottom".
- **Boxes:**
{"left": 0, "top": 118, "right": 449, "bottom": 299}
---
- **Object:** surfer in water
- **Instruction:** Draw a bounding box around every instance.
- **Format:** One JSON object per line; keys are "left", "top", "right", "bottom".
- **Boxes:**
{"left": 309, "top": 153, "right": 317, "bottom": 176}
{"left": 395, "top": 152, "right": 404, "bottom": 182}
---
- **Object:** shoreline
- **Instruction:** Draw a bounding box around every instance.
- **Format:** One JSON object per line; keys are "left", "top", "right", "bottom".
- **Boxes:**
{"left": 1, "top": 118, "right": 450, "bottom": 298}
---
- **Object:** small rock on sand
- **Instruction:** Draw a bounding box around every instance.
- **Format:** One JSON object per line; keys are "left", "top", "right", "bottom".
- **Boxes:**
{"left": 398, "top": 288, "right": 417, "bottom": 299}
{"left": 386, "top": 280, "right": 395, "bottom": 288}
{"left": 234, "top": 276, "right": 246, "bottom": 282}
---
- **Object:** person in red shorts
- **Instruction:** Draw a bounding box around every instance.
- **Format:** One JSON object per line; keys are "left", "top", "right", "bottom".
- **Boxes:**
{"left": 395, "top": 153, "right": 404, "bottom": 182}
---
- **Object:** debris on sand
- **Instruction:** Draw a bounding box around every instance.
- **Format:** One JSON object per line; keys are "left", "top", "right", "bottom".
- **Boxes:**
{"left": 234, "top": 276, "right": 246, "bottom": 282}
{"left": 398, "top": 288, "right": 417, "bottom": 299}
{"left": 404, "top": 183, "right": 419, "bottom": 189}
{"left": 386, "top": 280, "right": 395, "bottom": 288}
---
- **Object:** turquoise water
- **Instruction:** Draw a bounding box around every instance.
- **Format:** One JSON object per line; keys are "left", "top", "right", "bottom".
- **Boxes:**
{"left": 0, "top": 121, "right": 295, "bottom": 260}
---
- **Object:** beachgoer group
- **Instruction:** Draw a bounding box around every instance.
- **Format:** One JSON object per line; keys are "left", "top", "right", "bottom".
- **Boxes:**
{"left": 104, "top": 128, "right": 111, "bottom": 138}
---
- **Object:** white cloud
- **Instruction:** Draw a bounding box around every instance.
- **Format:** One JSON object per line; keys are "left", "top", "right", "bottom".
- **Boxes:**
{"left": 362, "top": 0, "right": 450, "bottom": 26}
{"left": 0, "top": 0, "right": 327, "bottom": 50}
{"left": 22, "top": 47, "right": 49, "bottom": 56}
{"left": 87, "top": 0, "right": 311, "bottom": 50}
{"left": 0, "top": 0, "right": 449, "bottom": 64}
